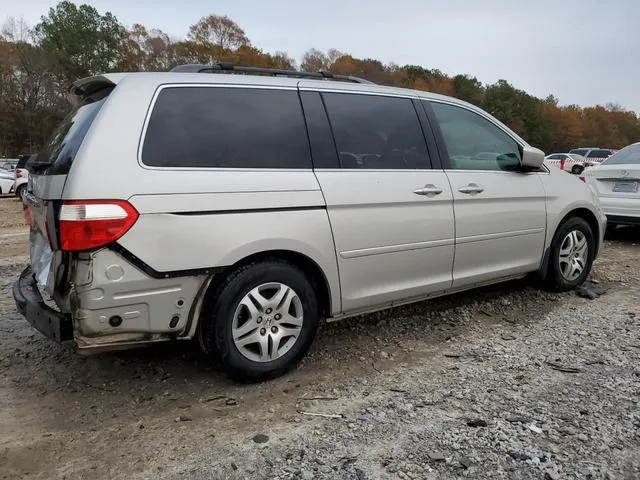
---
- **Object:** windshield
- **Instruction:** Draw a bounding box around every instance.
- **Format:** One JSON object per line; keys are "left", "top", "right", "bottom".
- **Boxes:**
{"left": 602, "top": 144, "right": 640, "bottom": 165}
{"left": 30, "top": 87, "right": 112, "bottom": 174}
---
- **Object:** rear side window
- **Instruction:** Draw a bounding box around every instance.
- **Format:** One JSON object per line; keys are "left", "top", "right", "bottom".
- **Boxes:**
{"left": 321, "top": 93, "right": 430, "bottom": 169}
{"left": 429, "top": 101, "right": 521, "bottom": 171}
{"left": 586, "top": 149, "right": 612, "bottom": 158}
{"left": 569, "top": 149, "right": 588, "bottom": 156}
{"left": 603, "top": 144, "right": 640, "bottom": 165}
{"left": 547, "top": 154, "right": 563, "bottom": 160}
{"left": 142, "top": 87, "right": 311, "bottom": 169}
{"left": 32, "top": 89, "right": 111, "bottom": 174}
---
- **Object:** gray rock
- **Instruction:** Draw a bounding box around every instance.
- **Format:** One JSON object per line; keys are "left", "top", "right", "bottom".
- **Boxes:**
{"left": 466, "top": 419, "right": 488, "bottom": 428}
{"left": 253, "top": 434, "right": 269, "bottom": 444}
{"left": 428, "top": 451, "right": 445, "bottom": 462}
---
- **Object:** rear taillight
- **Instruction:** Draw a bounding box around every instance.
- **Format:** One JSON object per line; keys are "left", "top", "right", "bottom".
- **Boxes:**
{"left": 15, "top": 169, "right": 23, "bottom": 178}
{"left": 58, "top": 200, "right": 138, "bottom": 251}
{"left": 579, "top": 176, "right": 585, "bottom": 182}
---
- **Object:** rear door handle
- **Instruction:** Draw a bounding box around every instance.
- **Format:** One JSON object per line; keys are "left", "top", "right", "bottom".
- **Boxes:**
{"left": 458, "top": 183, "right": 484, "bottom": 195}
{"left": 413, "top": 184, "right": 443, "bottom": 196}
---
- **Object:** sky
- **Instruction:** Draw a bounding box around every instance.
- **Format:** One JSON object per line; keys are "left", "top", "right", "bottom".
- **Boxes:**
{"left": 2, "top": 0, "right": 639, "bottom": 113}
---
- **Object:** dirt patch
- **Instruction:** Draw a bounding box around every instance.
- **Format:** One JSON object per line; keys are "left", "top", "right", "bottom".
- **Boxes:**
{"left": 0, "top": 207, "right": 639, "bottom": 479}
{"left": 0, "top": 197, "right": 28, "bottom": 261}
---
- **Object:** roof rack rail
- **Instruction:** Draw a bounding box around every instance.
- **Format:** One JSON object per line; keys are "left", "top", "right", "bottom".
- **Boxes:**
{"left": 169, "top": 63, "right": 375, "bottom": 84}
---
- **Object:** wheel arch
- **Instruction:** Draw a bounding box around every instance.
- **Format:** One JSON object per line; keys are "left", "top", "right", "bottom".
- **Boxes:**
{"left": 206, "top": 249, "right": 334, "bottom": 319}
{"left": 539, "top": 207, "right": 601, "bottom": 279}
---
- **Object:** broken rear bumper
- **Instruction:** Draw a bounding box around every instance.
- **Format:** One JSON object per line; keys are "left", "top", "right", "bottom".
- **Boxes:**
{"left": 13, "top": 267, "right": 73, "bottom": 342}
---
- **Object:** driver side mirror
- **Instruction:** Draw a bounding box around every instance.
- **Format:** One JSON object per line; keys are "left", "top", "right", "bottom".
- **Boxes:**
{"left": 521, "top": 145, "right": 545, "bottom": 169}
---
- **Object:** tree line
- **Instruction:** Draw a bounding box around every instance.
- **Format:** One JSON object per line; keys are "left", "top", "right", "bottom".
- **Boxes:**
{"left": 1, "top": 1, "right": 639, "bottom": 157}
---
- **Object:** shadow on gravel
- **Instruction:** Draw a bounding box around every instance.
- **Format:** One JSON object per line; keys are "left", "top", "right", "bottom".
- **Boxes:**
{"left": 6, "top": 277, "right": 552, "bottom": 393}
{"left": 605, "top": 224, "right": 640, "bottom": 242}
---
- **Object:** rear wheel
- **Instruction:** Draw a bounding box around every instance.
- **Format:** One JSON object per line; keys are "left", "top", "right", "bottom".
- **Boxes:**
{"left": 545, "top": 217, "right": 595, "bottom": 291}
{"left": 571, "top": 164, "right": 584, "bottom": 175}
{"left": 15, "top": 184, "right": 26, "bottom": 201}
{"left": 199, "top": 259, "right": 320, "bottom": 382}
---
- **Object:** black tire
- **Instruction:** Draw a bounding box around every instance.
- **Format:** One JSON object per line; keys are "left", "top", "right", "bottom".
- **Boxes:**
{"left": 571, "top": 165, "right": 584, "bottom": 175}
{"left": 545, "top": 217, "right": 595, "bottom": 291}
{"left": 199, "top": 258, "right": 320, "bottom": 382}
{"left": 15, "top": 184, "right": 26, "bottom": 200}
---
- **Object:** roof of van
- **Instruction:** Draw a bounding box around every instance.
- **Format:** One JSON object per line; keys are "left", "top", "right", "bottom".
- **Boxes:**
{"left": 74, "top": 71, "right": 464, "bottom": 107}
{"left": 71, "top": 71, "right": 529, "bottom": 147}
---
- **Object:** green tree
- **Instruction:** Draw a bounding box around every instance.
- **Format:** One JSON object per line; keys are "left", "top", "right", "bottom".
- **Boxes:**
{"left": 452, "top": 74, "right": 484, "bottom": 106}
{"left": 188, "top": 15, "right": 249, "bottom": 49}
{"left": 34, "top": 1, "right": 124, "bottom": 82}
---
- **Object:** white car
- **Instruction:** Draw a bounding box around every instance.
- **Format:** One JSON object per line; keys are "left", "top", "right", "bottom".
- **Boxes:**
{"left": 584, "top": 142, "right": 640, "bottom": 226}
{"left": 13, "top": 154, "right": 34, "bottom": 200}
{"left": 0, "top": 168, "right": 15, "bottom": 194}
{"left": 545, "top": 153, "right": 591, "bottom": 174}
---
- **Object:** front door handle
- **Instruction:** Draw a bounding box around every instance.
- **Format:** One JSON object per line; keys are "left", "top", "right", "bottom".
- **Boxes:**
{"left": 458, "top": 183, "right": 484, "bottom": 195}
{"left": 413, "top": 184, "right": 443, "bottom": 196}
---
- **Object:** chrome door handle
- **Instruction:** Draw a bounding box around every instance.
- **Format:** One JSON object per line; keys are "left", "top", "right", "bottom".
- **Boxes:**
{"left": 458, "top": 183, "right": 484, "bottom": 195}
{"left": 413, "top": 184, "right": 443, "bottom": 196}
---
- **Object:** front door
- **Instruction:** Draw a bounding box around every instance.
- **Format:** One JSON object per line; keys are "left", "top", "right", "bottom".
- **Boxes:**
{"left": 425, "top": 100, "right": 547, "bottom": 288}
{"left": 307, "top": 90, "right": 456, "bottom": 312}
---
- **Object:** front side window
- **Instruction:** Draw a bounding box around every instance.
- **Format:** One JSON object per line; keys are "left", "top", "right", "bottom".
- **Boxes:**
{"left": 603, "top": 144, "right": 640, "bottom": 165}
{"left": 142, "top": 87, "right": 311, "bottom": 168}
{"left": 429, "top": 101, "right": 521, "bottom": 171}
{"left": 322, "top": 93, "right": 430, "bottom": 169}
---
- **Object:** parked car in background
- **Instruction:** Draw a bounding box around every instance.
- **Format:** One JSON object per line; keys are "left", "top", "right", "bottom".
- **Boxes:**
{"left": 0, "top": 160, "right": 18, "bottom": 171}
{"left": 584, "top": 142, "right": 640, "bottom": 226}
{"left": 13, "top": 64, "right": 606, "bottom": 382}
{"left": 0, "top": 168, "right": 15, "bottom": 194}
{"left": 545, "top": 153, "right": 589, "bottom": 174}
{"left": 569, "top": 148, "right": 614, "bottom": 171}
{"left": 13, "top": 153, "right": 35, "bottom": 200}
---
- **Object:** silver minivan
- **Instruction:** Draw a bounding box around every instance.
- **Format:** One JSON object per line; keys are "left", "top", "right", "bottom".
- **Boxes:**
{"left": 14, "top": 64, "right": 606, "bottom": 381}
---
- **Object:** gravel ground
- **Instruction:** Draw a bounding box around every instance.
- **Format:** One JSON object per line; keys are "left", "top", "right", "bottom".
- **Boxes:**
{"left": 1, "top": 197, "right": 639, "bottom": 480}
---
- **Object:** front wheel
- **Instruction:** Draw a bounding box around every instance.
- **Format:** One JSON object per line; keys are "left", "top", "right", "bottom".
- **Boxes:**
{"left": 544, "top": 217, "right": 595, "bottom": 291}
{"left": 199, "top": 259, "right": 320, "bottom": 382}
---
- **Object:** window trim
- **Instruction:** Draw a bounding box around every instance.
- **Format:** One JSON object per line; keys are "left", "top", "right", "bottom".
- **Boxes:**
{"left": 423, "top": 99, "right": 530, "bottom": 173}
{"left": 137, "top": 83, "right": 311, "bottom": 171}
{"left": 317, "top": 90, "right": 436, "bottom": 171}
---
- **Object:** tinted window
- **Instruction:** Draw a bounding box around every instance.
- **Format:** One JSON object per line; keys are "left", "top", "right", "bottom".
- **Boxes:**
{"left": 430, "top": 102, "right": 521, "bottom": 171}
{"left": 322, "top": 93, "right": 430, "bottom": 169}
{"left": 33, "top": 89, "right": 111, "bottom": 174}
{"left": 586, "top": 149, "right": 612, "bottom": 158}
{"left": 569, "top": 149, "right": 588, "bottom": 156}
{"left": 17, "top": 154, "right": 36, "bottom": 169}
{"left": 603, "top": 144, "right": 640, "bottom": 165}
{"left": 142, "top": 87, "right": 311, "bottom": 169}
{"left": 300, "top": 91, "right": 339, "bottom": 169}
{"left": 547, "top": 154, "right": 563, "bottom": 160}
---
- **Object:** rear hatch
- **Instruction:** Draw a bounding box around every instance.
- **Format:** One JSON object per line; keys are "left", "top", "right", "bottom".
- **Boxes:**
{"left": 24, "top": 77, "right": 115, "bottom": 307}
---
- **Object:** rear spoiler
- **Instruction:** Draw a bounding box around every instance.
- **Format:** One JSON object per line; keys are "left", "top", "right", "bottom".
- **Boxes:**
{"left": 68, "top": 74, "right": 127, "bottom": 106}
